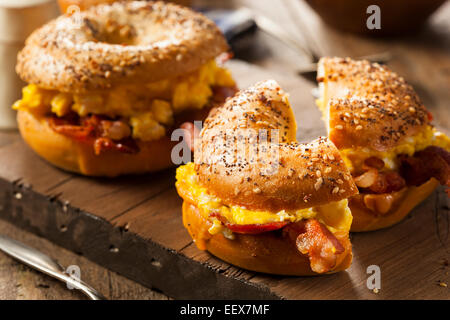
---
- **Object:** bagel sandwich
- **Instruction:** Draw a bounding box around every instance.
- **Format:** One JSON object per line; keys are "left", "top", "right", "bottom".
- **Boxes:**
{"left": 13, "top": 1, "right": 237, "bottom": 176}
{"left": 176, "top": 80, "right": 358, "bottom": 275}
{"left": 316, "top": 57, "right": 450, "bottom": 232}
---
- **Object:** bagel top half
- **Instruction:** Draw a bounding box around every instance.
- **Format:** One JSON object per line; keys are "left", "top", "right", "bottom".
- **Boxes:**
{"left": 317, "top": 57, "right": 431, "bottom": 152}
{"left": 16, "top": 1, "right": 229, "bottom": 93}
{"left": 317, "top": 57, "right": 450, "bottom": 173}
{"left": 193, "top": 80, "right": 358, "bottom": 213}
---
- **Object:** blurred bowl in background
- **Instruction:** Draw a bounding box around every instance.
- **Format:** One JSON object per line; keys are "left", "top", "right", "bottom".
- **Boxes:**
{"left": 304, "top": 0, "right": 447, "bottom": 36}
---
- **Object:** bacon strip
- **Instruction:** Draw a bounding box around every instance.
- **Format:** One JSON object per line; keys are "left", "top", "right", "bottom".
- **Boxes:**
{"left": 399, "top": 146, "right": 450, "bottom": 194}
{"left": 354, "top": 169, "right": 406, "bottom": 194}
{"left": 366, "top": 171, "right": 406, "bottom": 194}
{"left": 48, "top": 114, "right": 95, "bottom": 141}
{"left": 224, "top": 221, "right": 289, "bottom": 234}
{"left": 93, "top": 137, "right": 139, "bottom": 155}
{"left": 353, "top": 156, "right": 406, "bottom": 194}
{"left": 283, "top": 219, "right": 344, "bottom": 273}
{"left": 209, "top": 211, "right": 288, "bottom": 234}
{"left": 49, "top": 113, "right": 139, "bottom": 154}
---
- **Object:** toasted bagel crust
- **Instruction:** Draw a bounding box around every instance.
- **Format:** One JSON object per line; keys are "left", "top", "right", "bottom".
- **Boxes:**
{"left": 318, "top": 57, "right": 429, "bottom": 152}
{"left": 16, "top": 1, "right": 229, "bottom": 93}
{"left": 195, "top": 80, "right": 358, "bottom": 212}
{"left": 182, "top": 201, "right": 353, "bottom": 275}
{"left": 350, "top": 179, "right": 439, "bottom": 232}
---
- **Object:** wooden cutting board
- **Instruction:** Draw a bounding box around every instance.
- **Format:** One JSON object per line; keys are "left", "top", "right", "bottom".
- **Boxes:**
{"left": 0, "top": 60, "right": 448, "bottom": 299}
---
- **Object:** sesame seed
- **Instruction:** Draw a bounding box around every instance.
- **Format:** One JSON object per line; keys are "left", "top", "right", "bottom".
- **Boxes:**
{"left": 328, "top": 154, "right": 335, "bottom": 160}
{"left": 361, "top": 107, "right": 369, "bottom": 113}
{"left": 339, "top": 189, "right": 346, "bottom": 194}
{"left": 332, "top": 187, "right": 339, "bottom": 194}
{"left": 325, "top": 167, "right": 332, "bottom": 173}
{"left": 409, "top": 107, "right": 416, "bottom": 113}
{"left": 356, "top": 125, "right": 363, "bottom": 130}
{"left": 335, "top": 125, "right": 344, "bottom": 130}
{"left": 314, "top": 177, "right": 323, "bottom": 190}
{"left": 337, "top": 179, "right": 344, "bottom": 184}
{"left": 316, "top": 170, "right": 322, "bottom": 177}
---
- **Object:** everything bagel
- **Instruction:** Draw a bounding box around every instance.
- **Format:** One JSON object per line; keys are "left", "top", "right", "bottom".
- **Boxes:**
{"left": 17, "top": 1, "right": 229, "bottom": 92}
{"left": 176, "top": 80, "right": 358, "bottom": 275}
{"left": 316, "top": 57, "right": 450, "bottom": 231}
{"left": 13, "top": 1, "right": 237, "bottom": 176}
{"left": 195, "top": 80, "right": 357, "bottom": 212}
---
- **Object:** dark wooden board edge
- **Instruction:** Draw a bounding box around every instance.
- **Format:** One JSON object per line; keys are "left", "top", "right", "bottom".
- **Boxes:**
{"left": 0, "top": 178, "right": 281, "bottom": 300}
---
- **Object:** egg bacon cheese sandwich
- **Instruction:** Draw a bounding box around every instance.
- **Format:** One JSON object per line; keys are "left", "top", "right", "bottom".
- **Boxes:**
{"left": 13, "top": 1, "right": 236, "bottom": 176}
{"left": 176, "top": 80, "right": 358, "bottom": 275}
{"left": 317, "top": 57, "right": 450, "bottom": 232}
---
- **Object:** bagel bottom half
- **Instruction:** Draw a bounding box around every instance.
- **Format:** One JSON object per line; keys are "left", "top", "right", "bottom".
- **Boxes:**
{"left": 17, "top": 109, "right": 200, "bottom": 177}
{"left": 182, "top": 201, "right": 353, "bottom": 276}
{"left": 349, "top": 178, "right": 439, "bottom": 232}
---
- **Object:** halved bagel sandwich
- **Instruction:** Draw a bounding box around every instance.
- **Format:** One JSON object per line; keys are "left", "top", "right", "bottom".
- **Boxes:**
{"left": 176, "top": 80, "right": 358, "bottom": 275}
{"left": 13, "top": 1, "right": 236, "bottom": 176}
{"left": 316, "top": 57, "right": 450, "bottom": 232}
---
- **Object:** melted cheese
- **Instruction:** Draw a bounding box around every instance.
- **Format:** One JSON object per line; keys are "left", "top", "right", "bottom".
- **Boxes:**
{"left": 176, "top": 162, "right": 353, "bottom": 236}
{"left": 340, "top": 126, "right": 450, "bottom": 172}
{"left": 13, "top": 60, "right": 235, "bottom": 142}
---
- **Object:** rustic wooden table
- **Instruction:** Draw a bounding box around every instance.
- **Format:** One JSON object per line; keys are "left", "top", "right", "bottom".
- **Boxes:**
{"left": 0, "top": 0, "right": 449, "bottom": 299}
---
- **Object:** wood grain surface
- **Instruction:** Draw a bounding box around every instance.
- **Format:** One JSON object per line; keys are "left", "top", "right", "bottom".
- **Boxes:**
{"left": 0, "top": 0, "right": 449, "bottom": 299}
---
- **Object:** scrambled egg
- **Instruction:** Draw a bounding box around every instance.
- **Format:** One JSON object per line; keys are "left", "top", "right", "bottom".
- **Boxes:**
{"left": 176, "top": 162, "right": 353, "bottom": 236}
{"left": 13, "top": 60, "right": 235, "bottom": 142}
{"left": 340, "top": 126, "right": 450, "bottom": 172}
